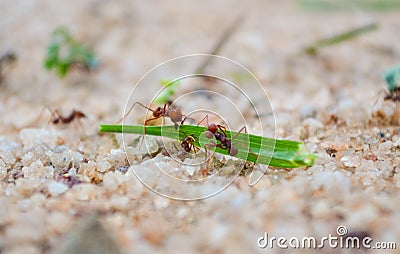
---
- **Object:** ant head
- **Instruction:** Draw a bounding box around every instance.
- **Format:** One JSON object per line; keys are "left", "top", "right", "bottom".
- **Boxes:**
{"left": 53, "top": 118, "right": 60, "bottom": 124}
{"left": 74, "top": 111, "right": 86, "bottom": 118}
{"left": 208, "top": 124, "right": 218, "bottom": 133}
{"left": 153, "top": 107, "right": 164, "bottom": 117}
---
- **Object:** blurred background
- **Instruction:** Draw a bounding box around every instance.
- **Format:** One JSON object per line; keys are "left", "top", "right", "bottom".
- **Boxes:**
{"left": 1, "top": 0, "right": 399, "bottom": 134}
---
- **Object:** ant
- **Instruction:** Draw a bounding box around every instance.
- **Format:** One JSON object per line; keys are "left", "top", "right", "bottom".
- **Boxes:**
{"left": 118, "top": 100, "right": 187, "bottom": 129}
{"left": 180, "top": 134, "right": 199, "bottom": 154}
{"left": 29, "top": 107, "right": 87, "bottom": 137}
{"left": 51, "top": 109, "right": 86, "bottom": 125}
{"left": 0, "top": 51, "right": 17, "bottom": 86}
{"left": 198, "top": 115, "right": 247, "bottom": 157}
{"left": 384, "top": 84, "right": 400, "bottom": 102}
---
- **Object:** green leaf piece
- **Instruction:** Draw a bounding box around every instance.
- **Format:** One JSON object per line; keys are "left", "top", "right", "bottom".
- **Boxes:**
{"left": 154, "top": 80, "right": 181, "bottom": 104}
{"left": 98, "top": 124, "right": 317, "bottom": 168}
{"left": 384, "top": 65, "right": 400, "bottom": 94}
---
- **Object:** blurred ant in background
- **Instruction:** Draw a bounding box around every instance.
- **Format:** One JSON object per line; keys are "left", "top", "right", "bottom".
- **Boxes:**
{"left": 0, "top": 51, "right": 17, "bottom": 86}
{"left": 29, "top": 107, "right": 87, "bottom": 137}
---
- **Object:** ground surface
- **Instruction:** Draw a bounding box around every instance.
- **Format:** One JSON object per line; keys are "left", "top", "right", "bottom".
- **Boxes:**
{"left": 0, "top": 1, "right": 400, "bottom": 253}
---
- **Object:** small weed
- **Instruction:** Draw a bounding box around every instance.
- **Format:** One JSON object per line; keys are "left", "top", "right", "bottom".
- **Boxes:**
{"left": 44, "top": 27, "right": 98, "bottom": 78}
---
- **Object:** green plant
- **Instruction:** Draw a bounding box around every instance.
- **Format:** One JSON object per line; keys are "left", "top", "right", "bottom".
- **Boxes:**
{"left": 154, "top": 79, "right": 181, "bottom": 104}
{"left": 304, "top": 23, "right": 378, "bottom": 54}
{"left": 384, "top": 65, "right": 400, "bottom": 94}
{"left": 44, "top": 27, "right": 98, "bottom": 77}
{"left": 99, "top": 124, "right": 317, "bottom": 168}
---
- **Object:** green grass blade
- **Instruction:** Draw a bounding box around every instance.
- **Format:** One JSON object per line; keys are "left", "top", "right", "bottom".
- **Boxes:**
{"left": 299, "top": 0, "right": 400, "bottom": 11}
{"left": 304, "top": 23, "right": 378, "bottom": 54}
{"left": 99, "top": 124, "right": 316, "bottom": 168}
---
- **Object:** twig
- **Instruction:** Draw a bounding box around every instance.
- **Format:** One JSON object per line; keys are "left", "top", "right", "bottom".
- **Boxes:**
{"left": 195, "top": 14, "right": 245, "bottom": 74}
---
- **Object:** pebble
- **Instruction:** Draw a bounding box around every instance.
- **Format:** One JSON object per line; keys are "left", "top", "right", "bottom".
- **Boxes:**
{"left": 50, "top": 150, "right": 83, "bottom": 169}
{"left": 47, "top": 181, "right": 69, "bottom": 197}
{"left": 73, "top": 184, "right": 97, "bottom": 201}
{"left": 96, "top": 158, "right": 112, "bottom": 173}
{"left": 0, "top": 159, "right": 7, "bottom": 180}
{"left": 0, "top": 149, "right": 16, "bottom": 165}
{"left": 19, "top": 128, "right": 58, "bottom": 148}
{"left": 14, "top": 178, "right": 41, "bottom": 197}
{"left": 341, "top": 156, "right": 361, "bottom": 168}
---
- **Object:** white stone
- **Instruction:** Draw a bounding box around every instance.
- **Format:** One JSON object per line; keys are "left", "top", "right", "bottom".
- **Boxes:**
{"left": 0, "top": 159, "right": 7, "bottom": 181}
{"left": 47, "top": 182, "right": 68, "bottom": 197}
{"left": 19, "top": 128, "right": 58, "bottom": 148}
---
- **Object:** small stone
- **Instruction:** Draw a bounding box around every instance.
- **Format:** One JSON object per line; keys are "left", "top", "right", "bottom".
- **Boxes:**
{"left": 341, "top": 156, "right": 361, "bottom": 168}
{"left": 73, "top": 184, "right": 97, "bottom": 201}
{"left": 47, "top": 212, "right": 72, "bottom": 234}
{"left": 5, "top": 183, "right": 15, "bottom": 196}
{"left": 154, "top": 196, "right": 169, "bottom": 210}
{"left": 108, "top": 196, "right": 130, "bottom": 211}
{"left": 0, "top": 159, "right": 7, "bottom": 181}
{"left": 103, "top": 171, "right": 126, "bottom": 193}
{"left": 0, "top": 149, "right": 15, "bottom": 165}
{"left": 47, "top": 181, "right": 69, "bottom": 197}
{"left": 302, "top": 118, "right": 324, "bottom": 134}
{"left": 378, "top": 141, "right": 392, "bottom": 154}
{"left": 109, "top": 149, "right": 127, "bottom": 168}
{"left": 51, "top": 150, "right": 83, "bottom": 169}
{"left": 14, "top": 178, "right": 41, "bottom": 197}
{"left": 300, "top": 105, "right": 316, "bottom": 119}
{"left": 19, "top": 128, "right": 58, "bottom": 148}
{"left": 97, "top": 158, "right": 112, "bottom": 173}
{"left": 78, "top": 161, "right": 101, "bottom": 183}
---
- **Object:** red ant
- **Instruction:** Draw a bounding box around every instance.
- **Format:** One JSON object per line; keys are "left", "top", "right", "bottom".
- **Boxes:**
{"left": 198, "top": 115, "right": 247, "bottom": 157}
{"left": 180, "top": 134, "right": 199, "bottom": 154}
{"left": 29, "top": 107, "right": 87, "bottom": 137}
{"left": 384, "top": 85, "right": 400, "bottom": 102}
{"left": 118, "top": 100, "right": 187, "bottom": 129}
{"left": 51, "top": 109, "right": 86, "bottom": 125}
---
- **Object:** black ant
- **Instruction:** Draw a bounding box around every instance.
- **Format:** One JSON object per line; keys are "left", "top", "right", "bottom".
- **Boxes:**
{"left": 118, "top": 100, "right": 187, "bottom": 129}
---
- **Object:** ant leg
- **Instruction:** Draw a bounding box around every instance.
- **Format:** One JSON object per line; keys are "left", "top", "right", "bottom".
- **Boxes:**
{"left": 75, "top": 118, "right": 88, "bottom": 139}
{"left": 180, "top": 115, "right": 195, "bottom": 125}
{"left": 231, "top": 126, "right": 247, "bottom": 140}
{"left": 26, "top": 105, "right": 54, "bottom": 128}
{"left": 196, "top": 114, "right": 210, "bottom": 127}
{"left": 201, "top": 143, "right": 213, "bottom": 177}
{"left": 47, "top": 108, "right": 63, "bottom": 127}
{"left": 136, "top": 116, "right": 163, "bottom": 149}
{"left": 117, "top": 102, "right": 157, "bottom": 124}
{"left": 216, "top": 124, "right": 228, "bottom": 137}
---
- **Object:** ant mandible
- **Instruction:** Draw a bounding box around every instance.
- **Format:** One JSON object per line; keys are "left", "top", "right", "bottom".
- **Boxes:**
{"left": 118, "top": 100, "right": 186, "bottom": 129}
